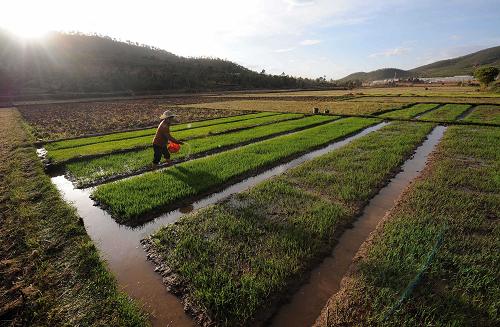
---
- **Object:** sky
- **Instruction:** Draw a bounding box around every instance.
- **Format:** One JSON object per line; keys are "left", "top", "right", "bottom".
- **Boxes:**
{"left": 2, "top": 0, "right": 500, "bottom": 79}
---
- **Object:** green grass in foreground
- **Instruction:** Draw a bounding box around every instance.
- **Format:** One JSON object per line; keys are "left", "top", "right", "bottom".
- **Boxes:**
{"left": 418, "top": 103, "right": 471, "bottom": 122}
{"left": 0, "top": 109, "right": 147, "bottom": 326}
{"left": 47, "top": 113, "right": 296, "bottom": 162}
{"left": 147, "top": 121, "right": 434, "bottom": 325}
{"left": 316, "top": 125, "right": 499, "bottom": 326}
{"left": 462, "top": 105, "right": 500, "bottom": 125}
{"left": 380, "top": 103, "right": 439, "bottom": 119}
{"left": 92, "top": 117, "right": 380, "bottom": 223}
{"left": 45, "top": 111, "right": 277, "bottom": 151}
{"left": 68, "top": 115, "right": 336, "bottom": 187}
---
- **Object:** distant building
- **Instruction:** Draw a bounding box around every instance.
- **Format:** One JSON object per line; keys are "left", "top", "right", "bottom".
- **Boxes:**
{"left": 364, "top": 75, "right": 475, "bottom": 86}
{"left": 419, "top": 75, "right": 474, "bottom": 83}
{"left": 365, "top": 78, "right": 401, "bottom": 86}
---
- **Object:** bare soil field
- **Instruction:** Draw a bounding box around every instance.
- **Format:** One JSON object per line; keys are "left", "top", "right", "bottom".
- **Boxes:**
{"left": 18, "top": 97, "right": 248, "bottom": 140}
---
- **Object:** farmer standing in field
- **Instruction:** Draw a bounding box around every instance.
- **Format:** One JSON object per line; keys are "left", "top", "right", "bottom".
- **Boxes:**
{"left": 152, "top": 110, "right": 183, "bottom": 168}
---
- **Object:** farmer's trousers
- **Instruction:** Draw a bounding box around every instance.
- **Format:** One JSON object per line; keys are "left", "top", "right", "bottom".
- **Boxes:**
{"left": 152, "top": 144, "right": 170, "bottom": 164}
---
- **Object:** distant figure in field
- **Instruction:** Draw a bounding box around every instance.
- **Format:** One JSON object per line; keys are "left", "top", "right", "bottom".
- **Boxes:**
{"left": 152, "top": 110, "right": 183, "bottom": 168}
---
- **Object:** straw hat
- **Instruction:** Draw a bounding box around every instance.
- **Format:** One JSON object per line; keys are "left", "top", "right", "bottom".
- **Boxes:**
{"left": 160, "top": 110, "right": 176, "bottom": 119}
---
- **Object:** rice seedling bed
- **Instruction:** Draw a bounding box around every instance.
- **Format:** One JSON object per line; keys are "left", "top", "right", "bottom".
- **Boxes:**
{"left": 46, "top": 111, "right": 278, "bottom": 151}
{"left": 419, "top": 103, "right": 471, "bottom": 122}
{"left": 46, "top": 113, "right": 298, "bottom": 163}
{"left": 461, "top": 105, "right": 500, "bottom": 125}
{"left": 144, "top": 121, "right": 435, "bottom": 326}
{"left": 67, "top": 115, "right": 338, "bottom": 188}
{"left": 315, "top": 125, "right": 500, "bottom": 326}
{"left": 379, "top": 103, "right": 440, "bottom": 119}
{"left": 91, "top": 117, "right": 380, "bottom": 224}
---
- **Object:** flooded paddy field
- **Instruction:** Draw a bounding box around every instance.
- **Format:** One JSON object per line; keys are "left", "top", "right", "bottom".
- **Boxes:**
{"left": 16, "top": 87, "right": 500, "bottom": 326}
{"left": 314, "top": 125, "right": 499, "bottom": 327}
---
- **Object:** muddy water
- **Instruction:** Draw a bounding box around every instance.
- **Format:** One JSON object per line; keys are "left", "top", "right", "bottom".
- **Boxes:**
{"left": 50, "top": 121, "right": 388, "bottom": 327}
{"left": 51, "top": 176, "right": 194, "bottom": 327}
{"left": 270, "top": 125, "right": 447, "bottom": 327}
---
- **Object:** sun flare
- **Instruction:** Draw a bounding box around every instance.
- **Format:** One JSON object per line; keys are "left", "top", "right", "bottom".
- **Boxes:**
{"left": 7, "top": 25, "right": 50, "bottom": 39}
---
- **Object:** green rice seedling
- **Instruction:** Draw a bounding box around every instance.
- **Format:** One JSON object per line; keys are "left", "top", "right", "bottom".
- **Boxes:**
{"left": 317, "top": 125, "right": 499, "bottom": 326}
{"left": 418, "top": 103, "right": 471, "bottom": 121}
{"left": 380, "top": 103, "right": 439, "bottom": 119}
{"left": 45, "top": 112, "right": 279, "bottom": 151}
{"left": 461, "top": 105, "right": 500, "bottom": 124}
{"left": 47, "top": 113, "right": 297, "bottom": 162}
{"left": 92, "top": 117, "right": 380, "bottom": 223}
{"left": 147, "top": 121, "right": 435, "bottom": 325}
{"left": 68, "top": 115, "right": 338, "bottom": 187}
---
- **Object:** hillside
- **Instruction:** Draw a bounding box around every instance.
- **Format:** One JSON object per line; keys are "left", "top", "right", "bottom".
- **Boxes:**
{"left": 339, "top": 45, "right": 500, "bottom": 82}
{"left": 339, "top": 68, "right": 413, "bottom": 83}
{"left": 0, "top": 31, "right": 319, "bottom": 97}
{"left": 410, "top": 46, "right": 500, "bottom": 77}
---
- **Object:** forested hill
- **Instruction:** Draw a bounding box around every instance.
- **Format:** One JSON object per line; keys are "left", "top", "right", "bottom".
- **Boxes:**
{"left": 339, "top": 45, "right": 500, "bottom": 82}
{"left": 410, "top": 46, "right": 500, "bottom": 77}
{"left": 338, "top": 68, "right": 412, "bottom": 83}
{"left": 0, "top": 31, "right": 321, "bottom": 96}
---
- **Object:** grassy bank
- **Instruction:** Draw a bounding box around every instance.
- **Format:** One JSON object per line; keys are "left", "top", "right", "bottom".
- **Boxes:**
{"left": 379, "top": 103, "right": 439, "bottom": 119}
{"left": 67, "top": 115, "right": 337, "bottom": 187}
{"left": 145, "top": 121, "right": 434, "bottom": 326}
{"left": 47, "top": 112, "right": 293, "bottom": 162}
{"left": 45, "top": 111, "right": 278, "bottom": 151}
{"left": 462, "top": 105, "right": 500, "bottom": 125}
{"left": 0, "top": 109, "right": 147, "bottom": 326}
{"left": 92, "top": 117, "right": 379, "bottom": 224}
{"left": 419, "top": 103, "right": 471, "bottom": 122}
{"left": 315, "top": 125, "right": 499, "bottom": 326}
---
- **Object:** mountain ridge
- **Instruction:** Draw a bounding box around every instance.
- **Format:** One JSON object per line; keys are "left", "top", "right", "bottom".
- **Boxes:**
{"left": 339, "top": 46, "right": 500, "bottom": 82}
{"left": 0, "top": 31, "right": 322, "bottom": 96}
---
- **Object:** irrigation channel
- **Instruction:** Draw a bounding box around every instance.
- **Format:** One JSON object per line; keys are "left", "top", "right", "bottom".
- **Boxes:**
{"left": 49, "top": 121, "right": 388, "bottom": 327}
{"left": 270, "top": 125, "right": 447, "bottom": 327}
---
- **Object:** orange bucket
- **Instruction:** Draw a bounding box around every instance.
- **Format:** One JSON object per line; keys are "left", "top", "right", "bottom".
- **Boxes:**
{"left": 167, "top": 142, "right": 181, "bottom": 153}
